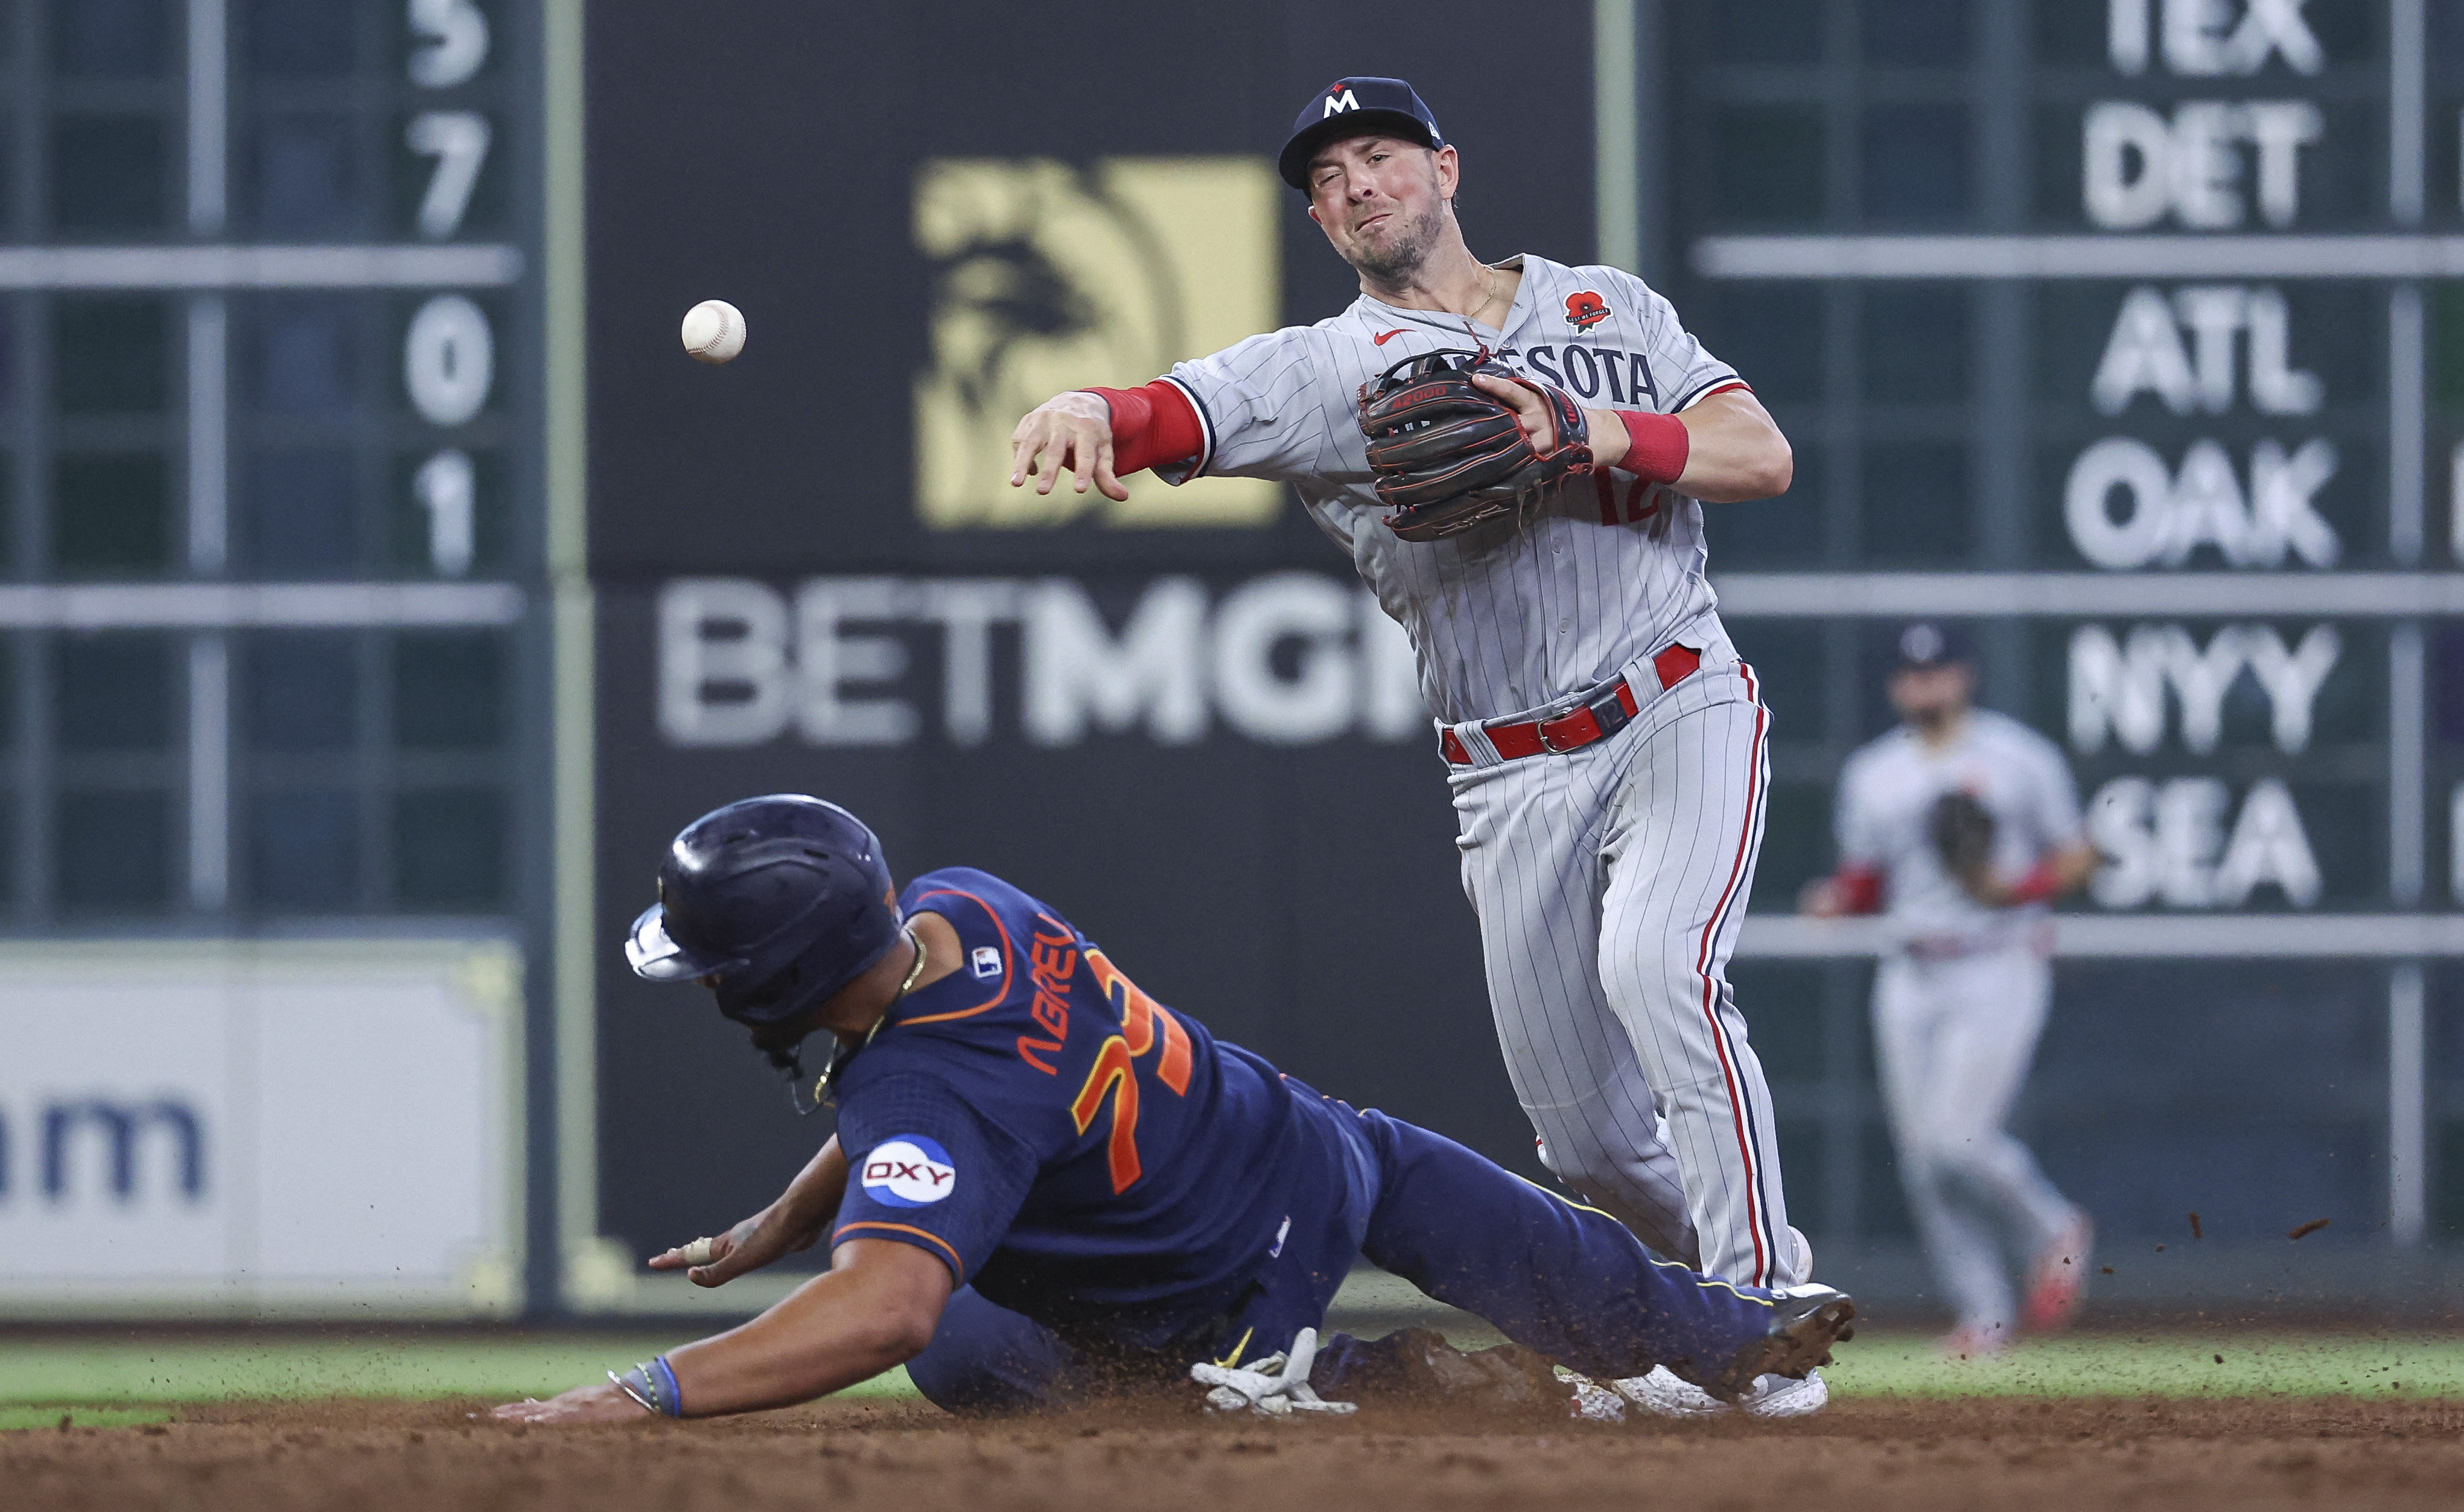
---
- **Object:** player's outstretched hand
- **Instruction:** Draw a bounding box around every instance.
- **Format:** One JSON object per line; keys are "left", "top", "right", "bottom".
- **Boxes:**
{"left": 1010, "top": 391, "right": 1128, "bottom": 502}
{"left": 648, "top": 1211, "right": 812, "bottom": 1288}
{"left": 488, "top": 1380, "right": 644, "bottom": 1425}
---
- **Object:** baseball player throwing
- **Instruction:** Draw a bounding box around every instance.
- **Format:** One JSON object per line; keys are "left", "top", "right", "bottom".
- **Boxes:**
{"left": 1803, "top": 624, "right": 2098, "bottom": 1358}
{"left": 1010, "top": 77, "right": 1811, "bottom": 1414}
{"left": 490, "top": 796, "right": 1854, "bottom": 1423}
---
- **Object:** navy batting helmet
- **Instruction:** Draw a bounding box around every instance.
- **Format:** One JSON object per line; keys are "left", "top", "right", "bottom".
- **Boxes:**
{"left": 625, "top": 795, "right": 902, "bottom": 1034}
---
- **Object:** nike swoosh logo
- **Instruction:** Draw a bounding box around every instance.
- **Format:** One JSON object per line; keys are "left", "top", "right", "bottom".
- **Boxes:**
{"left": 1372, "top": 328, "right": 1410, "bottom": 346}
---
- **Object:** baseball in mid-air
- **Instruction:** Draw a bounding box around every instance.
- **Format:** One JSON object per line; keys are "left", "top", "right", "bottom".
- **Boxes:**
{"left": 681, "top": 299, "right": 745, "bottom": 364}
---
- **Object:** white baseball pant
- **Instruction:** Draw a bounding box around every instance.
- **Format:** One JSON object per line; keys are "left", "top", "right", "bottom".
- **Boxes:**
{"left": 1443, "top": 625, "right": 1807, "bottom": 1289}
{"left": 1872, "top": 947, "right": 2076, "bottom": 1335}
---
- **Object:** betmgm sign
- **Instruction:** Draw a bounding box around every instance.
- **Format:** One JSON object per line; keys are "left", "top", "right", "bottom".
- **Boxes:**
{"left": 655, "top": 573, "right": 1428, "bottom": 751}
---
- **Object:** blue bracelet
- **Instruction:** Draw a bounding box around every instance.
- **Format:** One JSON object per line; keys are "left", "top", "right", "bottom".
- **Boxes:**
{"left": 611, "top": 1356, "right": 685, "bottom": 1418}
{"left": 649, "top": 1355, "right": 684, "bottom": 1418}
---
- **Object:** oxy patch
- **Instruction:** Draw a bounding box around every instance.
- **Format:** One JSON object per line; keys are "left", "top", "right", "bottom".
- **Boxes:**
{"left": 861, "top": 1136, "right": 957, "bottom": 1207}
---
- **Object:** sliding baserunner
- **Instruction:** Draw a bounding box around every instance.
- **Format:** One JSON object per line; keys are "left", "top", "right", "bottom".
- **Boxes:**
{"left": 492, "top": 796, "right": 1853, "bottom": 1423}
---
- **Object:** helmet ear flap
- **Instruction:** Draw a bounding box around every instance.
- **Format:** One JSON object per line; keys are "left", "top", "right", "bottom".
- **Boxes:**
{"left": 733, "top": 963, "right": 801, "bottom": 1017}
{"left": 712, "top": 890, "right": 903, "bottom": 1030}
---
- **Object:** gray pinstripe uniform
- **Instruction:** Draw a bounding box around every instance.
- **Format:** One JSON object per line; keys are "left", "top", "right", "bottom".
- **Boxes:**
{"left": 1835, "top": 711, "right": 2084, "bottom": 1332}
{"left": 1154, "top": 254, "right": 1806, "bottom": 1288}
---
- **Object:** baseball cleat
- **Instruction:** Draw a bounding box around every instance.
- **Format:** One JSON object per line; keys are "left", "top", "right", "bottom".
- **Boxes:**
{"left": 1553, "top": 1367, "right": 1631, "bottom": 1423}
{"left": 1696, "top": 1283, "right": 1854, "bottom": 1402}
{"left": 1616, "top": 1365, "right": 1723, "bottom": 1418}
{"left": 1615, "top": 1283, "right": 1854, "bottom": 1417}
{"left": 2022, "top": 1209, "right": 2094, "bottom": 1334}
{"left": 1741, "top": 1368, "right": 1829, "bottom": 1418}
{"left": 1614, "top": 1365, "right": 1831, "bottom": 1419}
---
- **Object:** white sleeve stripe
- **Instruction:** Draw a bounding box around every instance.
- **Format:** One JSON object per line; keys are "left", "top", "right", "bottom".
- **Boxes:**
{"left": 1159, "top": 375, "right": 1215, "bottom": 479}
{"left": 1672, "top": 372, "right": 1747, "bottom": 410}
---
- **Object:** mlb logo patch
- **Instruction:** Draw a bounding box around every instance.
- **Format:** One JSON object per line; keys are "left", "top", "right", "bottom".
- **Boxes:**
{"left": 861, "top": 1136, "right": 957, "bottom": 1207}
{"left": 971, "top": 945, "right": 1002, "bottom": 979}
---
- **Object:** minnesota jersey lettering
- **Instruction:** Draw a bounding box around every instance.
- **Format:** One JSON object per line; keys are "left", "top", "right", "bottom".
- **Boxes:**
{"left": 1514, "top": 344, "right": 1660, "bottom": 407}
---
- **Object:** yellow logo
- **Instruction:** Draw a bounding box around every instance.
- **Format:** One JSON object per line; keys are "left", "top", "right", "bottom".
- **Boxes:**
{"left": 914, "top": 157, "right": 1282, "bottom": 529}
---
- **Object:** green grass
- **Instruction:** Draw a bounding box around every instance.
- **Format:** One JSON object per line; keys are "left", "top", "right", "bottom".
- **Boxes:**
{"left": 1825, "top": 1331, "right": 2464, "bottom": 1398}
{"left": 5, "top": 1329, "right": 2461, "bottom": 1429}
{"left": 0, "top": 1335, "right": 915, "bottom": 1413}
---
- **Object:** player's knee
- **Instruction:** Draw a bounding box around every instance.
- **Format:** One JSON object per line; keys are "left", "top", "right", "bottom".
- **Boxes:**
{"left": 1915, "top": 1136, "right": 1995, "bottom": 1188}
{"left": 871, "top": 1303, "right": 943, "bottom": 1366}
{"left": 905, "top": 1344, "right": 1036, "bottom": 1414}
{"left": 1533, "top": 1130, "right": 1590, "bottom": 1186}
{"left": 1536, "top": 1133, "right": 1628, "bottom": 1204}
{"left": 1600, "top": 946, "right": 1712, "bottom": 1023}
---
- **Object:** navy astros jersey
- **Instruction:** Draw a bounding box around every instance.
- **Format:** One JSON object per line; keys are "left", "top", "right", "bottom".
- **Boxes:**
{"left": 830, "top": 868, "right": 1307, "bottom": 1336}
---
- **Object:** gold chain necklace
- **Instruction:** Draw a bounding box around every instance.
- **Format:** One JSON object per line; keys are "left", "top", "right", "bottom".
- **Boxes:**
{"left": 893, "top": 928, "right": 929, "bottom": 999}
{"left": 1468, "top": 265, "right": 1504, "bottom": 327}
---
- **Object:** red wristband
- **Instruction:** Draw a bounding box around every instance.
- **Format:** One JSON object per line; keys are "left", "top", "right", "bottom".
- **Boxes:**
{"left": 2005, "top": 859, "right": 2061, "bottom": 906}
{"left": 1835, "top": 865, "right": 1884, "bottom": 915}
{"left": 1614, "top": 410, "right": 1690, "bottom": 484}
{"left": 1084, "top": 381, "right": 1203, "bottom": 477}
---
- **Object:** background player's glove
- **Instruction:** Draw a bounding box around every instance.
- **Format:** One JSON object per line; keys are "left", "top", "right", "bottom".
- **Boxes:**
{"left": 1356, "top": 349, "right": 1592, "bottom": 541}
{"left": 1190, "top": 1328, "right": 1357, "bottom": 1417}
{"left": 1928, "top": 791, "right": 1999, "bottom": 901}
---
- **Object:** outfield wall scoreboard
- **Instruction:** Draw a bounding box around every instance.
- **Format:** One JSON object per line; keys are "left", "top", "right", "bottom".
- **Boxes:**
{"left": 570, "top": 0, "right": 2464, "bottom": 1316}
{"left": 1658, "top": 0, "right": 2464, "bottom": 1260}
{"left": 0, "top": 0, "right": 552, "bottom": 1316}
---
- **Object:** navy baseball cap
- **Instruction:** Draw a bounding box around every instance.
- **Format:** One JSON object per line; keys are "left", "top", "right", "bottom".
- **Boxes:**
{"left": 1279, "top": 76, "right": 1445, "bottom": 191}
{"left": 1894, "top": 622, "right": 1974, "bottom": 670}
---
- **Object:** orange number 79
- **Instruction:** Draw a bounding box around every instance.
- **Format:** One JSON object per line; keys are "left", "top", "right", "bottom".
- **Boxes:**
{"left": 1068, "top": 950, "right": 1194, "bottom": 1193}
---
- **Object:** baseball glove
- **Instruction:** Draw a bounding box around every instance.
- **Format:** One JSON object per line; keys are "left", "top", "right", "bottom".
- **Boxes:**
{"left": 1356, "top": 349, "right": 1593, "bottom": 541}
{"left": 1928, "top": 791, "right": 1997, "bottom": 894}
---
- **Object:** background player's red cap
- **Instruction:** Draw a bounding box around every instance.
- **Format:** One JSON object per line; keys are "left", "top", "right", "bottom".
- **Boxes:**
{"left": 1278, "top": 76, "right": 1445, "bottom": 191}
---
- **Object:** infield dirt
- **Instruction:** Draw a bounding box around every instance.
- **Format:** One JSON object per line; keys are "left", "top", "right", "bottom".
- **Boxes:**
{"left": 5, "top": 1395, "right": 2463, "bottom": 1511}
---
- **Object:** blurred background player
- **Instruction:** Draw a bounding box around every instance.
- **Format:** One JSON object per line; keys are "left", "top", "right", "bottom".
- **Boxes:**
{"left": 1008, "top": 74, "right": 1815, "bottom": 1418}
{"left": 492, "top": 795, "right": 1854, "bottom": 1425}
{"left": 1801, "top": 624, "right": 2098, "bottom": 1358}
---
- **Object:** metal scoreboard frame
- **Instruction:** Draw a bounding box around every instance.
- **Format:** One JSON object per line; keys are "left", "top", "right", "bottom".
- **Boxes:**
{"left": 1594, "top": 0, "right": 2464, "bottom": 1279}
{"left": 0, "top": 0, "right": 578, "bottom": 1315}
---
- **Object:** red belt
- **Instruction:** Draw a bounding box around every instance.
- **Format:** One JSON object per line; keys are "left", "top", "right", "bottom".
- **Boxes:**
{"left": 1441, "top": 644, "right": 1701, "bottom": 765}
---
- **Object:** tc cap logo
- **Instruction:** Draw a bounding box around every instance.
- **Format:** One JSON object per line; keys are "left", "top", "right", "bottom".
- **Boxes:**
{"left": 861, "top": 1136, "right": 957, "bottom": 1207}
{"left": 970, "top": 945, "right": 1001, "bottom": 979}
{"left": 1564, "top": 291, "right": 1610, "bottom": 329}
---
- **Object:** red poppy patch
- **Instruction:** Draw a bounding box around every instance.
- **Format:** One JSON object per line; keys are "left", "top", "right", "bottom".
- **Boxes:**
{"left": 1564, "top": 290, "right": 1610, "bottom": 329}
